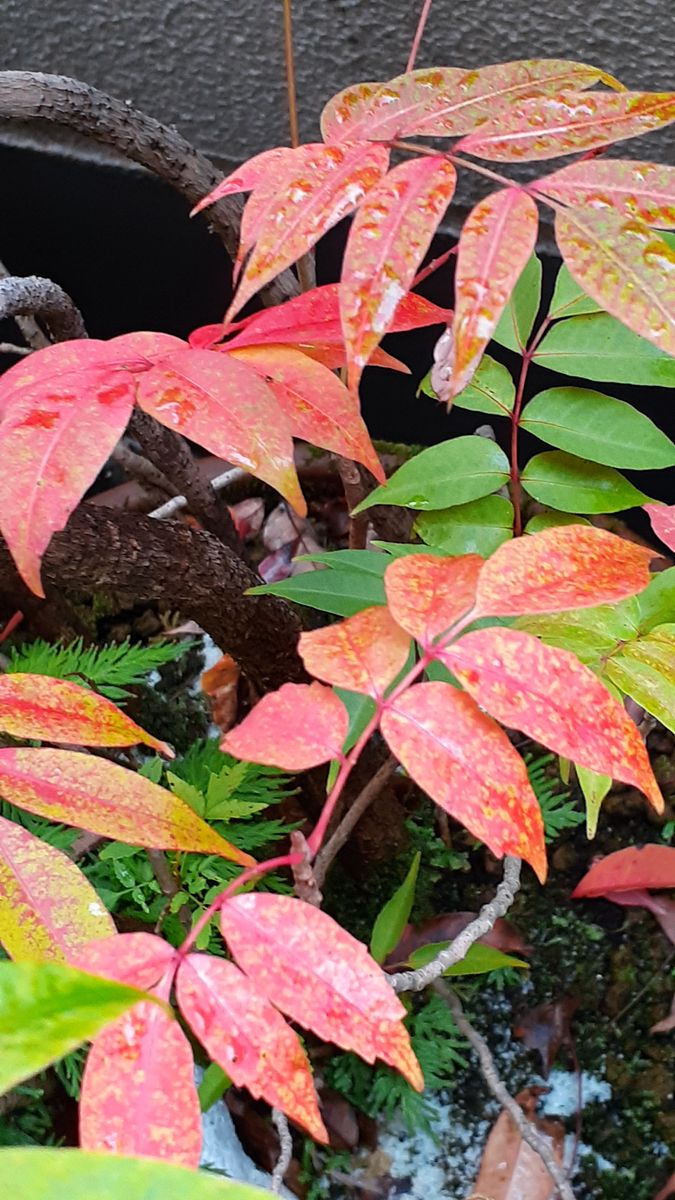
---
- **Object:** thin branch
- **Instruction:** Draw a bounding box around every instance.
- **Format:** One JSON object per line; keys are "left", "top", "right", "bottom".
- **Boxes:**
{"left": 0, "top": 342, "right": 32, "bottom": 357}
{"left": 111, "top": 441, "right": 179, "bottom": 500}
{"left": 334, "top": 456, "right": 371, "bottom": 550}
{"left": 389, "top": 856, "right": 522, "bottom": 992}
{"left": 0, "top": 274, "right": 87, "bottom": 342}
{"left": 0, "top": 259, "right": 49, "bottom": 349}
{"left": 437, "top": 981, "right": 576, "bottom": 1200}
{"left": 0, "top": 71, "right": 299, "bottom": 306}
{"left": 313, "top": 757, "right": 397, "bottom": 888}
{"left": 283, "top": 0, "right": 300, "bottom": 149}
{"left": 146, "top": 849, "right": 191, "bottom": 934}
{"left": 271, "top": 1108, "right": 293, "bottom": 1193}
{"left": 148, "top": 467, "right": 247, "bottom": 520}
{"left": 406, "top": 0, "right": 434, "bottom": 72}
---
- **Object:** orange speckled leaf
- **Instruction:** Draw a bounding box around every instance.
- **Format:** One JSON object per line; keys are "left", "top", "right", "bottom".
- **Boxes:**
{"left": 475, "top": 524, "right": 653, "bottom": 616}
{"left": 457, "top": 90, "right": 675, "bottom": 161}
{"left": 443, "top": 627, "right": 663, "bottom": 811}
{"left": 71, "top": 932, "right": 176, "bottom": 989}
{"left": 321, "top": 61, "right": 618, "bottom": 143}
{"left": 0, "top": 674, "right": 172, "bottom": 755}
{"left": 191, "top": 147, "right": 295, "bottom": 214}
{"left": 384, "top": 553, "right": 482, "bottom": 648}
{"left": 298, "top": 606, "right": 411, "bottom": 698}
{"left": 226, "top": 142, "right": 390, "bottom": 321}
{"left": 220, "top": 893, "right": 423, "bottom": 1089}
{"left": 80, "top": 1000, "right": 202, "bottom": 1165}
{"left": 380, "top": 682, "right": 546, "bottom": 880}
{"left": 0, "top": 748, "right": 255, "bottom": 864}
{"left": 645, "top": 502, "right": 675, "bottom": 552}
{"left": 223, "top": 283, "right": 452, "bottom": 352}
{"left": 572, "top": 845, "right": 675, "bottom": 897}
{"left": 0, "top": 815, "right": 114, "bottom": 963}
{"left": 176, "top": 954, "right": 327, "bottom": 1142}
{"left": 135, "top": 347, "right": 306, "bottom": 516}
{"left": 222, "top": 682, "right": 349, "bottom": 770}
{"left": 341, "top": 157, "right": 457, "bottom": 391}
{"left": 0, "top": 341, "right": 135, "bottom": 596}
{"left": 451, "top": 189, "right": 538, "bottom": 398}
{"left": 536, "top": 159, "right": 675, "bottom": 229}
{"left": 228, "top": 345, "right": 384, "bottom": 480}
{"left": 556, "top": 206, "right": 675, "bottom": 359}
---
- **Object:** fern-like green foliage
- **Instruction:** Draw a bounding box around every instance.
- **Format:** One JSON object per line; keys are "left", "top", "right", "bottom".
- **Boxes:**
{"left": 526, "top": 752, "right": 584, "bottom": 842}
{"left": 6, "top": 636, "right": 193, "bottom": 700}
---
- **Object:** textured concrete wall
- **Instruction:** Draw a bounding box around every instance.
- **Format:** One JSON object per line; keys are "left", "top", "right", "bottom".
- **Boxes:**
{"left": 5, "top": 0, "right": 675, "bottom": 168}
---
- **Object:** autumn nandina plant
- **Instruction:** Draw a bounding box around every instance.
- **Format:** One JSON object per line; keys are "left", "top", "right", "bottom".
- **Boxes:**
{"left": 0, "top": 18, "right": 674, "bottom": 1198}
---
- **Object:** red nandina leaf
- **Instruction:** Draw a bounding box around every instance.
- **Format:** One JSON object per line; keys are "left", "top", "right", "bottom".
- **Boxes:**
{"left": 80, "top": 1000, "right": 201, "bottom": 1165}
{"left": 384, "top": 553, "right": 482, "bottom": 648}
{"left": 0, "top": 674, "right": 172, "bottom": 755}
{"left": 176, "top": 953, "right": 327, "bottom": 1141}
{"left": 450, "top": 189, "right": 538, "bottom": 397}
{"left": 0, "top": 341, "right": 136, "bottom": 595}
{"left": 443, "top": 627, "right": 663, "bottom": 811}
{"left": 555, "top": 207, "right": 675, "bottom": 358}
{"left": 292, "top": 343, "right": 409, "bottom": 372}
{"left": 0, "top": 815, "right": 114, "bottom": 962}
{"left": 645, "top": 502, "right": 675, "bottom": 551}
{"left": 226, "top": 143, "right": 390, "bottom": 321}
{"left": 222, "top": 682, "right": 349, "bottom": 770}
{"left": 536, "top": 160, "right": 675, "bottom": 229}
{"left": 321, "top": 61, "right": 617, "bottom": 142}
{"left": 471, "top": 1087, "right": 565, "bottom": 1199}
{"left": 191, "top": 147, "right": 295, "bottom": 214}
{"left": 572, "top": 845, "right": 675, "bottom": 897}
{"left": 380, "top": 681, "right": 547, "bottom": 880}
{"left": 457, "top": 90, "right": 675, "bottom": 161}
{"left": 298, "top": 606, "right": 411, "bottom": 698}
{"left": 220, "top": 284, "right": 452, "bottom": 352}
{"left": 219, "top": 893, "right": 423, "bottom": 1089}
{"left": 135, "top": 348, "right": 305, "bottom": 516}
{"left": 71, "top": 932, "right": 177, "bottom": 989}
{"left": 513, "top": 997, "right": 579, "bottom": 1077}
{"left": 340, "top": 157, "right": 457, "bottom": 390}
{"left": 474, "top": 525, "right": 653, "bottom": 616}
{"left": 655, "top": 1172, "right": 675, "bottom": 1200}
{"left": 598, "top": 889, "right": 675, "bottom": 947}
{"left": 228, "top": 345, "right": 384, "bottom": 480}
{"left": 0, "top": 748, "right": 254, "bottom": 864}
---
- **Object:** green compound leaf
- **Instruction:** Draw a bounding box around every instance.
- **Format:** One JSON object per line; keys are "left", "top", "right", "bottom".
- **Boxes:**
{"left": 520, "top": 387, "right": 675, "bottom": 469}
{"left": 370, "top": 853, "right": 421, "bottom": 965}
{"left": 0, "top": 962, "right": 156, "bottom": 1095}
{"left": 408, "top": 940, "right": 529, "bottom": 976}
{"left": 415, "top": 495, "right": 513, "bottom": 556}
{"left": 605, "top": 626, "right": 675, "bottom": 736}
{"left": 0, "top": 1148, "right": 271, "bottom": 1200}
{"left": 532, "top": 311, "right": 675, "bottom": 385}
{"left": 420, "top": 354, "right": 515, "bottom": 415}
{"left": 549, "top": 263, "right": 604, "bottom": 319}
{"left": 491, "top": 253, "right": 543, "bottom": 352}
{"left": 521, "top": 451, "right": 650, "bottom": 513}
{"left": 248, "top": 550, "right": 387, "bottom": 616}
{"left": 525, "top": 511, "right": 591, "bottom": 533}
{"left": 353, "top": 437, "right": 509, "bottom": 513}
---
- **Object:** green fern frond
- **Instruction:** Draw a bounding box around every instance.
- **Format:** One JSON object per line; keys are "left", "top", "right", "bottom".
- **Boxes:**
{"left": 526, "top": 752, "right": 584, "bottom": 842}
{"left": 6, "top": 636, "right": 193, "bottom": 700}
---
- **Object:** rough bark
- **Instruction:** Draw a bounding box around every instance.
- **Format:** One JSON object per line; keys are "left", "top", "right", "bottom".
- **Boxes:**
{"left": 0, "top": 507, "right": 306, "bottom": 694}
{"left": 0, "top": 274, "right": 87, "bottom": 343}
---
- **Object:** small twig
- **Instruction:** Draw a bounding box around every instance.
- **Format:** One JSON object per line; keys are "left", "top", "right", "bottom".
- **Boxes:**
{"left": 290, "top": 830, "right": 323, "bottom": 906}
{"left": 146, "top": 849, "right": 191, "bottom": 935}
{"left": 313, "top": 757, "right": 397, "bottom": 888}
{"left": 406, "top": 0, "right": 434, "bottom": 72}
{"left": 0, "top": 341, "right": 32, "bottom": 356}
{"left": 111, "top": 442, "right": 179, "bottom": 499}
{"left": 437, "top": 982, "right": 576, "bottom": 1200}
{"left": 271, "top": 1107, "right": 293, "bottom": 1193}
{"left": 389, "top": 856, "right": 522, "bottom": 992}
{"left": 334, "top": 456, "right": 372, "bottom": 550}
{"left": 148, "top": 468, "right": 247, "bottom": 520}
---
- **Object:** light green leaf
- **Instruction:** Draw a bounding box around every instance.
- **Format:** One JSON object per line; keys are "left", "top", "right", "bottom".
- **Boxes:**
{"left": 521, "top": 451, "right": 650, "bottom": 513}
{"left": 327, "top": 687, "right": 377, "bottom": 789}
{"left": 0, "top": 1148, "right": 270, "bottom": 1199}
{"left": 166, "top": 772, "right": 206, "bottom": 817}
{"left": 517, "top": 600, "right": 641, "bottom": 666}
{"left": 352, "top": 437, "right": 510, "bottom": 513}
{"left": 525, "top": 511, "right": 591, "bottom": 533}
{"left": 533, "top": 311, "right": 675, "bottom": 385}
{"left": 421, "top": 354, "right": 515, "bottom": 415}
{"left": 520, "top": 387, "right": 675, "bottom": 469}
{"left": 0, "top": 963, "right": 155, "bottom": 1096}
{"left": 408, "top": 940, "right": 529, "bottom": 976}
{"left": 370, "top": 852, "right": 421, "bottom": 965}
{"left": 492, "top": 253, "right": 542, "bottom": 352}
{"left": 549, "top": 264, "right": 604, "bottom": 319}
{"left": 198, "top": 1061, "right": 231, "bottom": 1112}
{"left": 576, "top": 765, "right": 612, "bottom": 839}
{"left": 636, "top": 567, "right": 675, "bottom": 632}
{"left": 415, "top": 495, "right": 513, "bottom": 556}
{"left": 605, "top": 626, "right": 675, "bottom": 735}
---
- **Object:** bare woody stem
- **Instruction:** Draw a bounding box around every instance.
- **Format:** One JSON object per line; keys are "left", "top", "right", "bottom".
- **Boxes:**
{"left": 0, "top": 275, "right": 87, "bottom": 343}
{"left": 406, "top": 0, "right": 434, "bottom": 73}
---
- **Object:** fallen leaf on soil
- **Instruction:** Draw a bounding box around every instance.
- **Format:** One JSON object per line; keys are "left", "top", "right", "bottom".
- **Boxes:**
{"left": 513, "top": 997, "right": 579, "bottom": 1077}
{"left": 600, "top": 888, "right": 675, "bottom": 947}
{"left": 201, "top": 654, "right": 241, "bottom": 735}
{"left": 259, "top": 502, "right": 323, "bottom": 582}
{"left": 651, "top": 994, "right": 675, "bottom": 1034}
{"left": 228, "top": 498, "right": 265, "bottom": 542}
{"left": 468, "top": 1087, "right": 565, "bottom": 1200}
{"left": 386, "top": 912, "right": 531, "bottom": 968}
